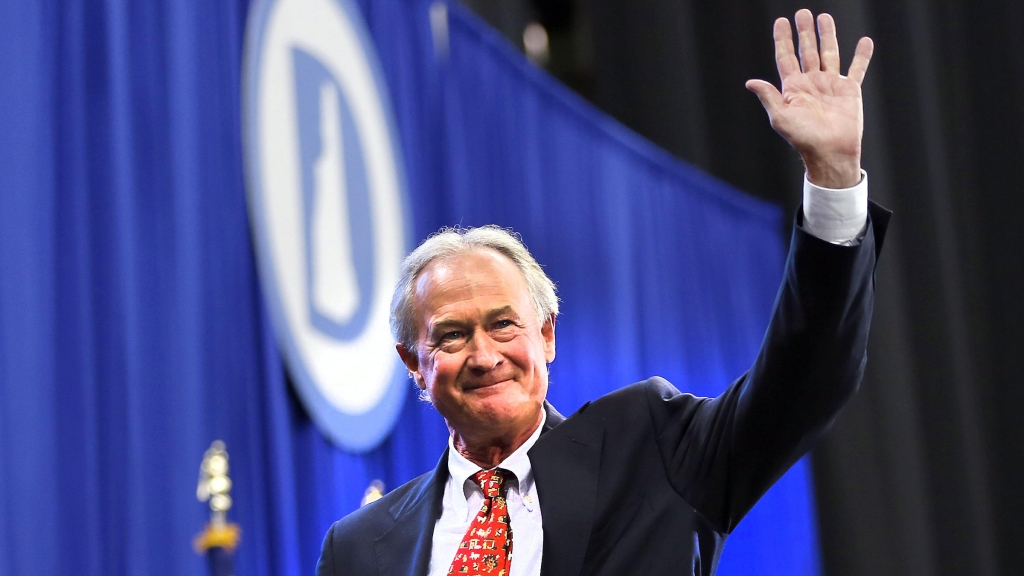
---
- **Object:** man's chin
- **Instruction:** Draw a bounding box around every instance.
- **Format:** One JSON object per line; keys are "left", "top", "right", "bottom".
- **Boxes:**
{"left": 459, "top": 398, "right": 540, "bottom": 435}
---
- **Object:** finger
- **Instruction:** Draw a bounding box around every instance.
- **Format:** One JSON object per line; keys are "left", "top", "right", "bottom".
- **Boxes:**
{"left": 847, "top": 36, "right": 875, "bottom": 85}
{"left": 746, "top": 79, "right": 784, "bottom": 116}
{"left": 817, "top": 13, "right": 840, "bottom": 73}
{"left": 795, "top": 9, "right": 820, "bottom": 72}
{"left": 773, "top": 17, "right": 800, "bottom": 81}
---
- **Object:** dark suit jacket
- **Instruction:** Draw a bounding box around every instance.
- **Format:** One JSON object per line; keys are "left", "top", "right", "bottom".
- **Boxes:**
{"left": 317, "top": 204, "right": 890, "bottom": 576}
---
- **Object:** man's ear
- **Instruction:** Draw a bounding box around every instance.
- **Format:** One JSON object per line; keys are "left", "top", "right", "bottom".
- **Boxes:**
{"left": 542, "top": 315, "right": 556, "bottom": 363}
{"left": 396, "top": 343, "right": 425, "bottom": 390}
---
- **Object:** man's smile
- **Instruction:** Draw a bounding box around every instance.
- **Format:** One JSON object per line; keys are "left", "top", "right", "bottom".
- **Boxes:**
{"left": 462, "top": 378, "right": 514, "bottom": 392}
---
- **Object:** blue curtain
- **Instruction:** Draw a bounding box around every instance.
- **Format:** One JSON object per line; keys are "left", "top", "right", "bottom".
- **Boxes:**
{"left": 0, "top": 1, "right": 817, "bottom": 575}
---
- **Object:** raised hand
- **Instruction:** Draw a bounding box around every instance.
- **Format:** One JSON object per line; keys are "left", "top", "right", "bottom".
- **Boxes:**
{"left": 746, "top": 10, "right": 874, "bottom": 189}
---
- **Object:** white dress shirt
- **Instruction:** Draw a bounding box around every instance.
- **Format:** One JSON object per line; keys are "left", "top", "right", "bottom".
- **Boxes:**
{"left": 425, "top": 173, "right": 869, "bottom": 576}
{"left": 428, "top": 411, "right": 547, "bottom": 576}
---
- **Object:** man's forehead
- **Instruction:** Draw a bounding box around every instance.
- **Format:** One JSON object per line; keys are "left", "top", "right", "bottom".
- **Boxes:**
{"left": 415, "top": 248, "right": 524, "bottom": 291}
{"left": 412, "top": 248, "right": 531, "bottom": 313}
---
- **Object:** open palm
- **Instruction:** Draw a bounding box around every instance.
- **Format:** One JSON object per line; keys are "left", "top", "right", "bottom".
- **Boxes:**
{"left": 747, "top": 10, "right": 874, "bottom": 188}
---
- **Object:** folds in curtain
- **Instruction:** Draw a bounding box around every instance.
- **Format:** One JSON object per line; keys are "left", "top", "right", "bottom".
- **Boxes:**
{"left": 0, "top": 0, "right": 815, "bottom": 574}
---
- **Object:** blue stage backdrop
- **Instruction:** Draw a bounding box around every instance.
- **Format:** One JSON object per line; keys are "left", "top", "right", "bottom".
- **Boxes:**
{"left": 0, "top": 0, "right": 818, "bottom": 575}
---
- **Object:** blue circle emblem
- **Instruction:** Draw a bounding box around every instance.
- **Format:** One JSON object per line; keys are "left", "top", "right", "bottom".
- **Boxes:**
{"left": 242, "top": 0, "right": 410, "bottom": 451}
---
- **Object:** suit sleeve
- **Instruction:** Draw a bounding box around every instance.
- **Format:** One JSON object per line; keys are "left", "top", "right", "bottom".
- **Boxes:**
{"left": 646, "top": 201, "right": 890, "bottom": 534}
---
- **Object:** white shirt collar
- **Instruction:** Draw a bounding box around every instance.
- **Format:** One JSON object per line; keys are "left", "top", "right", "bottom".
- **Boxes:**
{"left": 446, "top": 409, "right": 547, "bottom": 518}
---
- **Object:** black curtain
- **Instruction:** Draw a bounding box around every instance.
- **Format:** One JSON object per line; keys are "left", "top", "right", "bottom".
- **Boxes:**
{"left": 462, "top": 0, "right": 1024, "bottom": 574}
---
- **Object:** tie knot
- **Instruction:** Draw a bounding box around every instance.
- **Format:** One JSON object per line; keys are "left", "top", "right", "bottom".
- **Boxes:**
{"left": 473, "top": 468, "right": 509, "bottom": 498}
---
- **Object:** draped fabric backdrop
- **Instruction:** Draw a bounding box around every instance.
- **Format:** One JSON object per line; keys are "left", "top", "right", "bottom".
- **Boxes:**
{"left": 0, "top": 1, "right": 818, "bottom": 574}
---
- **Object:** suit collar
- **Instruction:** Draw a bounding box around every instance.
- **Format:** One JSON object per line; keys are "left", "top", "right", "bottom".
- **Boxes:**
{"left": 541, "top": 400, "right": 565, "bottom": 431}
{"left": 530, "top": 401, "right": 603, "bottom": 576}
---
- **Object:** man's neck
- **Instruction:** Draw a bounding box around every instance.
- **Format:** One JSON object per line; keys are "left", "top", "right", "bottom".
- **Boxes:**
{"left": 450, "top": 410, "right": 544, "bottom": 469}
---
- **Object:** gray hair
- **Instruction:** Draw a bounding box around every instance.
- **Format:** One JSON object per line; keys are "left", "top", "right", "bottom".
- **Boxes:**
{"left": 390, "top": 225, "right": 559, "bottom": 352}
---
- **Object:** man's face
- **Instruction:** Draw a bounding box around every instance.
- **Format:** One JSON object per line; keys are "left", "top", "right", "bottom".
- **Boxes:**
{"left": 397, "top": 249, "right": 555, "bottom": 444}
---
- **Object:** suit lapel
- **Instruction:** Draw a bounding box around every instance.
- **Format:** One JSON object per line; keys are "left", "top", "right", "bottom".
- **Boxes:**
{"left": 374, "top": 452, "right": 449, "bottom": 576}
{"left": 531, "top": 402, "right": 603, "bottom": 576}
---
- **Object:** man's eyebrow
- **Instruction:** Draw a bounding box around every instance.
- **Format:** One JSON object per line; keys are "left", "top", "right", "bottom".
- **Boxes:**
{"left": 428, "top": 307, "right": 519, "bottom": 333}
{"left": 428, "top": 318, "right": 468, "bottom": 335}
{"left": 486, "top": 306, "right": 518, "bottom": 320}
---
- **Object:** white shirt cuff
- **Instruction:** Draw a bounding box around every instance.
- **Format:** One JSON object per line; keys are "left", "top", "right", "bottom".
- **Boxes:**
{"left": 802, "top": 170, "right": 869, "bottom": 245}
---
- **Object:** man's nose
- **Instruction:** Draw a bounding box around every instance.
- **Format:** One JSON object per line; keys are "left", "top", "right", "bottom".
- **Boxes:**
{"left": 466, "top": 331, "right": 502, "bottom": 372}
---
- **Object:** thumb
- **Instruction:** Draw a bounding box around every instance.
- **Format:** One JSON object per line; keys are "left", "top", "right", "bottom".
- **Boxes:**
{"left": 745, "top": 79, "right": 783, "bottom": 114}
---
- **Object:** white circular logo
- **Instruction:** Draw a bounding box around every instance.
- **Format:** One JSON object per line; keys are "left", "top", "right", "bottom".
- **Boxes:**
{"left": 243, "top": 0, "right": 409, "bottom": 451}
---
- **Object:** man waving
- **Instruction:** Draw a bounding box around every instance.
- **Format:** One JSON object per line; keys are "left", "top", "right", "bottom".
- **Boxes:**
{"left": 317, "top": 10, "right": 886, "bottom": 576}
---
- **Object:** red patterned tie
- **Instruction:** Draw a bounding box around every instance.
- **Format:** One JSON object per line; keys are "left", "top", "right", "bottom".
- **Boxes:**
{"left": 448, "top": 469, "right": 513, "bottom": 575}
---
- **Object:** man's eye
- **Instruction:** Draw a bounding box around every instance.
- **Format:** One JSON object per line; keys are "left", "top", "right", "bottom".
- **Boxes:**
{"left": 494, "top": 320, "right": 514, "bottom": 329}
{"left": 440, "top": 331, "right": 463, "bottom": 342}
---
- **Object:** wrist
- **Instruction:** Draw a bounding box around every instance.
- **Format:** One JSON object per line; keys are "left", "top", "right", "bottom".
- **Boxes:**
{"left": 803, "top": 154, "right": 862, "bottom": 189}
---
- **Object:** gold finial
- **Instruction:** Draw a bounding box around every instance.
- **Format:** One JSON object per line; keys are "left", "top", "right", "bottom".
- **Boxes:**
{"left": 194, "top": 440, "right": 241, "bottom": 554}
{"left": 361, "top": 480, "right": 386, "bottom": 506}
